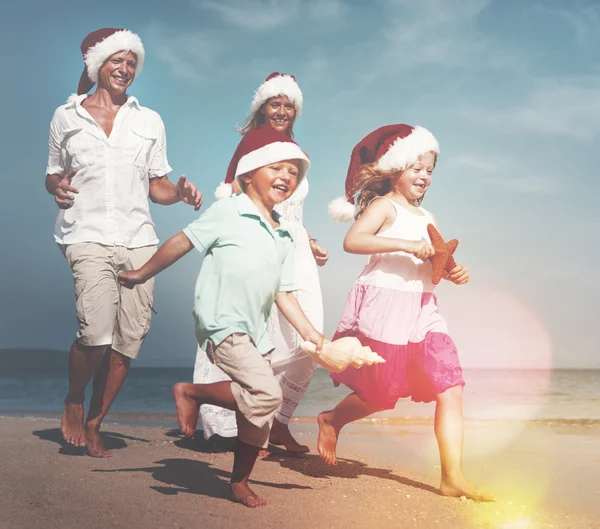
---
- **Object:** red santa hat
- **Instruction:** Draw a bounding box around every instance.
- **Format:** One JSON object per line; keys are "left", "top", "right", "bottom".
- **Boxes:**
{"left": 250, "top": 72, "right": 303, "bottom": 117}
{"left": 215, "top": 125, "right": 309, "bottom": 199}
{"left": 329, "top": 124, "right": 440, "bottom": 221}
{"left": 77, "top": 28, "right": 145, "bottom": 95}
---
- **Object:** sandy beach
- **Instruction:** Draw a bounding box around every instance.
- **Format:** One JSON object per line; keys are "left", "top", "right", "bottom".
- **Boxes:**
{"left": 0, "top": 415, "right": 599, "bottom": 529}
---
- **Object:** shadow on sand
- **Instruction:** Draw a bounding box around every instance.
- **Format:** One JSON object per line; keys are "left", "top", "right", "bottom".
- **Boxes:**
{"left": 31, "top": 427, "right": 150, "bottom": 456}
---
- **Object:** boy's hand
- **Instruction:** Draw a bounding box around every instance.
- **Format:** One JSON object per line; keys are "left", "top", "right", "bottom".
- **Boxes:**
{"left": 118, "top": 269, "right": 146, "bottom": 289}
{"left": 303, "top": 330, "right": 326, "bottom": 354}
{"left": 408, "top": 240, "right": 435, "bottom": 261}
{"left": 445, "top": 263, "right": 469, "bottom": 285}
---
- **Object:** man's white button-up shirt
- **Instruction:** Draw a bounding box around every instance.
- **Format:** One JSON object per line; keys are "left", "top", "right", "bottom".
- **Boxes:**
{"left": 47, "top": 94, "right": 173, "bottom": 248}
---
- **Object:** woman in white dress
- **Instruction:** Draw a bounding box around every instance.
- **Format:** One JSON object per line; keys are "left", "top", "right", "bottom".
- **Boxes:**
{"left": 193, "top": 72, "right": 327, "bottom": 453}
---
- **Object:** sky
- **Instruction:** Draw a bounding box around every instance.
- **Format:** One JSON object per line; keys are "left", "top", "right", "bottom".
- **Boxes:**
{"left": 1, "top": 0, "right": 598, "bottom": 368}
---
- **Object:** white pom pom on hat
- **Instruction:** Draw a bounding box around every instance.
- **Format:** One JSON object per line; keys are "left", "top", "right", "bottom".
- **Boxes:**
{"left": 329, "top": 124, "right": 439, "bottom": 222}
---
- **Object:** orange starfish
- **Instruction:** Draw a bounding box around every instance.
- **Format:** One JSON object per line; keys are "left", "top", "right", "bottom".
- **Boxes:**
{"left": 427, "top": 224, "right": 459, "bottom": 285}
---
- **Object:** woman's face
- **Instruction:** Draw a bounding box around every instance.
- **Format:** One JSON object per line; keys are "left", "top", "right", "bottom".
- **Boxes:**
{"left": 262, "top": 96, "right": 296, "bottom": 134}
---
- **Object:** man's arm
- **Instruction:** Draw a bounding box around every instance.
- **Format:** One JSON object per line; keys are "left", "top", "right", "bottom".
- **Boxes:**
{"left": 275, "top": 291, "right": 325, "bottom": 352}
{"left": 149, "top": 175, "right": 203, "bottom": 210}
{"left": 118, "top": 231, "right": 194, "bottom": 288}
{"left": 46, "top": 171, "right": 79, "bottom": 209}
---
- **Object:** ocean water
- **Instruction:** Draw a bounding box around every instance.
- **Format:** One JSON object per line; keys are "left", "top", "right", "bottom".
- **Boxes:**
{"left": 1, "top": 364, "right": 600, "bottom": 425}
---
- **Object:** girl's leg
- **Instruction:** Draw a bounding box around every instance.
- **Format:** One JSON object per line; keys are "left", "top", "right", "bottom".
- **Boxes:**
{"left": 318, "top": 392, "right": 382, "bottom": 466}
{"left": 435, "top": 385, "right": 494, "bottom": 501}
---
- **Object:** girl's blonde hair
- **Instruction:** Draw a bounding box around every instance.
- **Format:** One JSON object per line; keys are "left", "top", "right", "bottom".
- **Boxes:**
{"left": 352, "top": 160, "right": 432, "bottom": 219}
{"left": 237, "top": 96, "right": 296, "bottom": 138}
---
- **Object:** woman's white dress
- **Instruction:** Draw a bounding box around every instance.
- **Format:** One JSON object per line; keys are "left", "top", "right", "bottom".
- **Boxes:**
{"left": 193, "top": 177, "right": 324, "bottom": 439}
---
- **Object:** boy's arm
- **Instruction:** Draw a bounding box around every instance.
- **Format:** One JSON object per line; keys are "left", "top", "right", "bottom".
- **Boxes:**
{"left": 275, "top": 291, "right": 325, "bottom": 352}
{"left": 119, "top": 231, "right": 194, "bottom": 288}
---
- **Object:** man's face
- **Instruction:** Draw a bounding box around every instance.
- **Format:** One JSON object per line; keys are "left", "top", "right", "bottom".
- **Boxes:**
{"left": 97, "top": 50, "right": 137, "bottom": 93}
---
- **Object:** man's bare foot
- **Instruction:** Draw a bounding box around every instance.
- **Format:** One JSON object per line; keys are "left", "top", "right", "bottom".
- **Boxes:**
{"left": 84, "top": 424, "right": 112, "bottom": 458}
{"left": 61, "top": 400, "right": 87, "bottom": 447}
{"left": 317, "top": 411, "right": 339, "bottom": 466}
{"left": 230, "top": 481, "right": 267, "bottom": 508}
{"left": 172, "top": 383, "right": 200, "bottom": 438}
{"left": 269, "top": 419, "right": 309, "bottom": 454}
{"left": 440, "top": 475, "right": 495, "bottom": 502}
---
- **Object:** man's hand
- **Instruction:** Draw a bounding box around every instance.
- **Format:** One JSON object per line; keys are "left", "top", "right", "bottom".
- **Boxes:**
{"left": 177, "top": 175, "right": 203, "bottom": 211}
{"left": 445, "top": 263, "right": 469, "bottom": 285}
{"left": 310, "top": 239, "right": 329, "bottom": 267}
{"left": 53, "top": 171, "right": 79, "bottom": 209}
{"left": 118, "top": 269, "right": 146, "bottom": 289}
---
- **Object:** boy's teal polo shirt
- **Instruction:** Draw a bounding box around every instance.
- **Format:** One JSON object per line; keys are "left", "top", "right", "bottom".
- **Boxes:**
{"left": 183, "top": 193, "right": 298, "bottom": 355}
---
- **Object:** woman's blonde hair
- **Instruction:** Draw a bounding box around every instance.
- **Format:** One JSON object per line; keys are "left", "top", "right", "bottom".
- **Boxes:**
{"left": 352, "top": 163, "right": 428, "bottom": 219}
{"left": 237, "top": 96, "right": 296, "bottom": 138}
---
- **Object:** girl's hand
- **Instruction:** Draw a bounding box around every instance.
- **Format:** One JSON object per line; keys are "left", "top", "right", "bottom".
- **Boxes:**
{"left": 445, "top": 263, "right": 469, "bottom": 285}
{"left": 408, "top": 240, "right": 435, "bottom": 261}
{"left": 118, "top": 270, "right": 146, "bottom": 290}
{"left": 310, "top": 239, "right": 329, "bottom": 267}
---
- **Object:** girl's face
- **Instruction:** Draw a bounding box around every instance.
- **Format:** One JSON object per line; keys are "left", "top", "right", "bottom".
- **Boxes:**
{"left": 394, "top": 151, "right": 436, "bottom": 203}
{"left": 242, "top": 159, "right": 300, "bottom": 207}
{"left": 262, "top": 96, "right": 296, "bottom": 134}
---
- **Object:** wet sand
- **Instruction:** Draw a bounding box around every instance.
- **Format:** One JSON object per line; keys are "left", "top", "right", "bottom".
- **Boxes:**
{"left": 1, "top": 415, "right": 599, "bottom": 528}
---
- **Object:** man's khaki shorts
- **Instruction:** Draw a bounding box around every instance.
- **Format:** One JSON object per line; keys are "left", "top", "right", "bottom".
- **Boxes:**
{"left": 206, "top": 333, "right": 282, "bottom": 448}
{"left": 64, "top": 243, "right": 156, "bottom": 359}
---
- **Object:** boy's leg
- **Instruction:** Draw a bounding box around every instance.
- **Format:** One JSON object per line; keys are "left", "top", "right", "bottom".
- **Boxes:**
{"left": 318, "top": 392, "right": 382, "bottom": 466}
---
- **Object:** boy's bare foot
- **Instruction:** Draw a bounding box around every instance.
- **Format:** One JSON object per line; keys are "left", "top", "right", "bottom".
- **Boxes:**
{"left": 317, "top": 411, "right": 339, "bottom": 466}
{"left": 440, "top": 475, "right": 495, "bottom": 502}
{"left": 230, "top": 481, "right": 267, "bottom": 508}
{"left": 84, "top": 424, "right": 112, "bottom": 458}
{"left": 269, "top": 419, "right": 309, "bottom": 454}
{"left": 172, "top": 383, "right": 200, "bottom": 438}
{"left": 61, "top": 400, "right": 87, "bottom": 447}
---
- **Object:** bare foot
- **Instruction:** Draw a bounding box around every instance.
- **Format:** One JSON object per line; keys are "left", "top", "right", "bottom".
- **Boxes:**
{"left": 84, "top": 424, "right": 112, "bottom": 458}
{"left": 269, "top": 419, "right": 309, "bottom": 454}
{"left": 230, "top": 481, "right": 267, "bottom": 508}
{"left": 61, "top": 400, "right": 87, "bottom": 447}
{"left": 172, "top": 383, "right": 200, "bottom": 438}
{"left": 258, "top": 448, "right": 272, "bottom": 458}
{"left": 440, "top": 475, "right": 495, "bottom": 502}
{"left": 317, "top": 411, "right": 339, "bottom": 466}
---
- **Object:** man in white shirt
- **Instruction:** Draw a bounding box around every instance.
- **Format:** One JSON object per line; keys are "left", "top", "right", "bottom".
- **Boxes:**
{"left": 45, "top": 28, "right": 203, "bottom": 457}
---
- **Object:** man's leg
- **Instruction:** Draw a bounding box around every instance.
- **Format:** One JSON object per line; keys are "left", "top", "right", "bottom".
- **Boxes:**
{"left": 62, "top": 340, "right": 108, "bottom": 447}
{"left": 84, "top": 348, "right": 131, "bottom": 457}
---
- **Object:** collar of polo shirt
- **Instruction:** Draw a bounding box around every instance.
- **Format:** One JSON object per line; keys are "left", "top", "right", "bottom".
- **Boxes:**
{"left": 234, "top": 193, "right": 293, "bottom": 240}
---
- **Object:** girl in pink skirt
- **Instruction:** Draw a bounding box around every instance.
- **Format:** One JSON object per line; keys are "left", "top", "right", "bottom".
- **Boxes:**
{"left": 320, "top": 124, "right": 493, "bottom": 501}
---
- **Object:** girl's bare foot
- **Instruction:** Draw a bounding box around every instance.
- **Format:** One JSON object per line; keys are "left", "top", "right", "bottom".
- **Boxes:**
{"left": 269, "top": 419, "right": 309, "bottom": 454}
{"left": 172, "top": 383, "right": 200, "bottom": 438}
{"left": 84, "top": 424, "right": 112, "bottom": 458}
{"left": 61, "top": 400, "right": 87, "bottom": 447}
{"left": 230, "top": 481, "right": 267, "bottom": 508}
{"left": 317, "top": 411, "right": 339, "bottom": 466}
{"left": 440, "top": 475, "right": 495, "bottom": 502}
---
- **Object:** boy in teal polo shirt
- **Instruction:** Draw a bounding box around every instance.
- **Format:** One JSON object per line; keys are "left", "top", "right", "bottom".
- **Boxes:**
{"left": 119, "top": 126, "right": 325, "bottom": 508}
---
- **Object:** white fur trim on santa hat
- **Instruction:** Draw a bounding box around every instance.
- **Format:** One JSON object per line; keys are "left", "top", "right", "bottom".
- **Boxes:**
{"left": 376, "top": 126, "right": 439, "bottom": 172}
{"left": 328, "top": 197, "right": 356, "bottom": 222}
{"left": 214, "top": 182, "right": 234, "bottom": 201}
{"left": 236, "top": 141, "right": 310, "bottom": 182}
{"left": 85, "top": 30, "right": 145, "bottom": 84}
{"left": 250, "top": 75, "right": 303, "bottom": 117}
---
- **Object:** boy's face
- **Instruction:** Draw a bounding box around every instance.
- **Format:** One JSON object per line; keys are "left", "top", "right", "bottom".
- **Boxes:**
{"left": 241, "top": 160, "right": 300, "bottom": 208}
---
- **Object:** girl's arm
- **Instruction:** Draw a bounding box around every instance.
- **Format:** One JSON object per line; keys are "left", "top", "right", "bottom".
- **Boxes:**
{"left": 343, "top": 199, "right": 434, "bottom": 260}
{"left": 275, "top": 291, "right": 325, "bottom": 352}
{"left": 119, "top": 232, "right": 194, "bottom": 288}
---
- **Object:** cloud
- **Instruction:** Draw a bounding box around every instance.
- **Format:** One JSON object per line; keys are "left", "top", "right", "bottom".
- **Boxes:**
{"left": 308, "top": 0, "right": 344, "bottom": 20}
{"left": 452, "top": 154, "right": 558, "bottom": 195}
{"left": 536, "top": 2, "right": 600, "bottom": 45}
{"left": 144, "top": 21, "right": 226, "bottom": 85}
{"left": 192, "top": 0, "right": 300, "bottom": 30}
